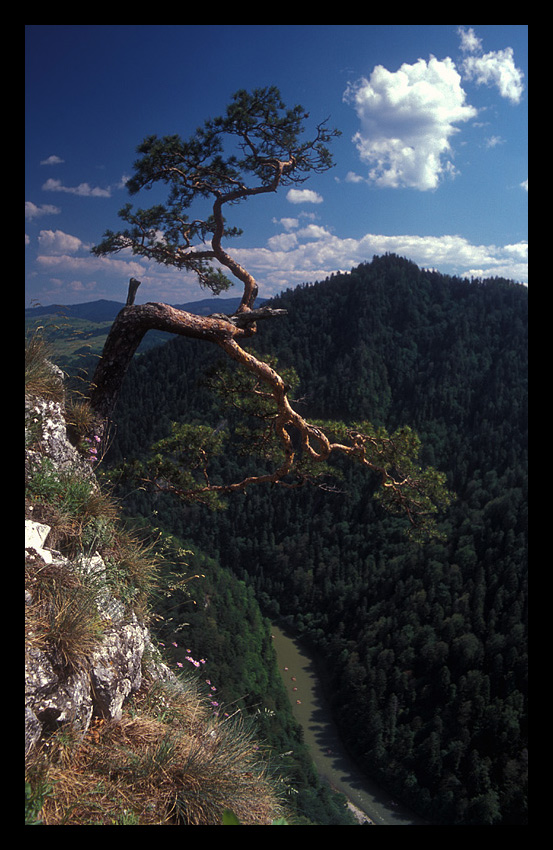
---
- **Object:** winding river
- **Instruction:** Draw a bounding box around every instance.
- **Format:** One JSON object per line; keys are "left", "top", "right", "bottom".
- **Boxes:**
{"left": 271, "top": 624, "right": 427, "bottom": 826}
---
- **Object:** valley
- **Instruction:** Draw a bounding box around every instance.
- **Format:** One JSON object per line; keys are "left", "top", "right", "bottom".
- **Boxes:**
{"left": 34, "top": 255, "right": 528, "bottom": 825}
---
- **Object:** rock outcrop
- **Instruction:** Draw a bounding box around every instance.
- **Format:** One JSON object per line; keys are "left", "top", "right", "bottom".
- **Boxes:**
{"left": 25, "top": 388, "right": 175, "bottom": 759}
{"left": 24, "top": 362, "right": 287, "bottom": 826}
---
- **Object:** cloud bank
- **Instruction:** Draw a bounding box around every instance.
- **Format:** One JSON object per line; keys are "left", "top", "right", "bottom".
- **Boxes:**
{"left": 29, "top": 217, "right": 528, "bottom": 307}
{"left": 235, "top": 222, "right": 528, "bottom": 291}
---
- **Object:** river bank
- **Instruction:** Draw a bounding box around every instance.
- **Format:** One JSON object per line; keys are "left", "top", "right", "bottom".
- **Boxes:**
{"left": 271, "top": 623, "right": 427, "bottom": 826}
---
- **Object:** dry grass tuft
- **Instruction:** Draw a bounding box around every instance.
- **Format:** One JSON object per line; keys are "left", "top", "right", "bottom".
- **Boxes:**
{"left": 65, "top": 398, "right": 95, "bottom": 438}
{"left": 25, "top": 331, "right": 65, "bottom": 402}
{"left": 31, "top": 679, "right": 287, "bottom": 825}
{"left": 25, "top": 555, "right": 106, "bottom": 672}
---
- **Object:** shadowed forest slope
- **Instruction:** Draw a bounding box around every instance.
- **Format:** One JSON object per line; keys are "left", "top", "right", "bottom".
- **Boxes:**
{"left": 106, "top": 255, "right": 528, "bottom": 825}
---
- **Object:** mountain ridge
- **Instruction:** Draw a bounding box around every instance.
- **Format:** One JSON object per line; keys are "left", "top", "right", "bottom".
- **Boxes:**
{"left": 25, "top": 296, "right": 269, "bottom": 323}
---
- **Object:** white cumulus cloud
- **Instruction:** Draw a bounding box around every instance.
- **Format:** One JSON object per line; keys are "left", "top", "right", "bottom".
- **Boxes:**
{"left": 277, "top": 217, "right": 299, "bottom": 231}
{"left": 458, "top": 27, "right": 525, "bottom": 104}
{"left": 42, "top": 177, "right": 112, "bottom": 198}
{"left": 286, "top": 188, "right": 323, "bottom": 204}
{"left": 344, "top": 171, "right": 365, "bottom": 184}
{"left": 40, "top": 155, "right": 65, "bottom": 166}
{"left": 38, "top": 229, "right": 87, "bottom": 255}
{"left": 343, "top": 56, "right": 477, "bottom": 190}
{"left": 25, "top": 201, "right": 61, "bottom": 220}
{"left": 457, "top": 26, "right": 482, "bottom": 54}
{"left": 462, "top": 46, "right": 524, "bottom": 104}
{"left": 267, "top": 232, "right": 299, "bottom": 252}
{"left": 297, "top": 224, "right": 332, "bottom": 240}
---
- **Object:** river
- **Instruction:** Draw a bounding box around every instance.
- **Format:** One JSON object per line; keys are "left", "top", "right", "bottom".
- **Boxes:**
{"left": 271, "top": 624, "right": 427, "bottom": 826}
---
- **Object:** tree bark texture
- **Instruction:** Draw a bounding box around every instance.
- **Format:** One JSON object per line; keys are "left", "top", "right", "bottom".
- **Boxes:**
{"left": 89, "top": 302, "right": 252, "bottom": 423}
{"left": 86, "top": 286, "right": 447, "bottom": 534}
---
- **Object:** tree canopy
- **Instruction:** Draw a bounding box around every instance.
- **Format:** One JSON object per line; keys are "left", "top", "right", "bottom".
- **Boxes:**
{"left": 92, "top": 86, "right": 340, "bottom": 309}
{"left": 90, "top": 87, "right": 451, "bottom": 538}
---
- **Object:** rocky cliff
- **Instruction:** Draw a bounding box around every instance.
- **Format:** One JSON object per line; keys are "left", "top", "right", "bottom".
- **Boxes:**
{"left": 24, "top": 357, "right": 285, "bottom": 825}
{"left": 25, "top": 378, "right": 175, "bottom": 755}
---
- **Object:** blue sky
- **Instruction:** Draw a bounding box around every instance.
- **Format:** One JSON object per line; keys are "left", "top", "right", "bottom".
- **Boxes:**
{"left": 25, "top": 25, "right": 528, "bottom": 307}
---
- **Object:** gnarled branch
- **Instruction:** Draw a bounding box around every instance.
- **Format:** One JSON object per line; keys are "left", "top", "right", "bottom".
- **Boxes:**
{"left": 88, "top": 291, "right": 264, "bottom": 423}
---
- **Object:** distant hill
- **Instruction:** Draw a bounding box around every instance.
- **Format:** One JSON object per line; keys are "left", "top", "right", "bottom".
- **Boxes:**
{"left": 25, "top": 299, "right": 125, "bottom": 323}
{"left": 25, "top": 296, "right": 268, "bottom": 323}
{"left": 25, "top": 296, "right": 269, "bottom": 371}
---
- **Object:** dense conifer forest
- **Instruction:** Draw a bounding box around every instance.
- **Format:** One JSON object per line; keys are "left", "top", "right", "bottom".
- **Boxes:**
{"left": 104, "top": 255, "right": 528, "bottom": 825}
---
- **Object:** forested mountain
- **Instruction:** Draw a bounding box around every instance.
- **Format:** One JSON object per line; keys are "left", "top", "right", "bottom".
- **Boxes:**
{"left": 105, "top": 254, "right": 528, "bottom": 825}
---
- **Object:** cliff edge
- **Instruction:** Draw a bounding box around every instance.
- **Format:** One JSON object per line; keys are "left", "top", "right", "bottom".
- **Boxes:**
{"left": 24, "top": 347, "right": 286, "bottom": 825}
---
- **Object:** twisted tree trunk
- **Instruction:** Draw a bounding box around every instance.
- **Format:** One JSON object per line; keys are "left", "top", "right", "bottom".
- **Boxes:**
{"left": 86, "top": 280, "right": 449, "bottom": 534}
{"left": 88, "top": 279, "right": 286, "bottom": 424}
